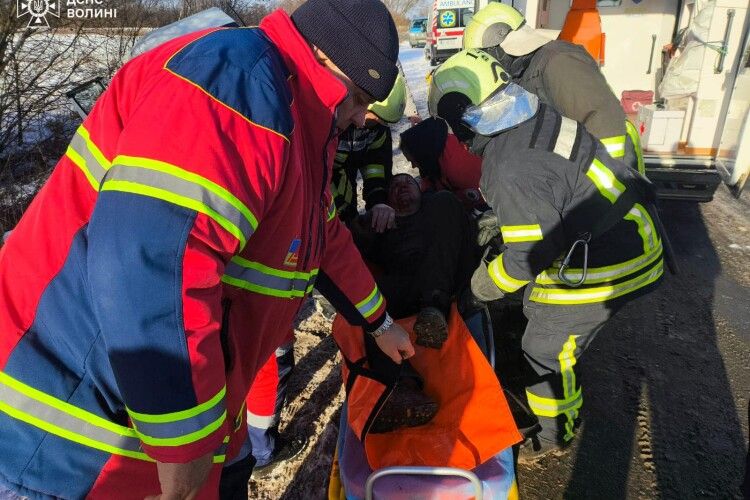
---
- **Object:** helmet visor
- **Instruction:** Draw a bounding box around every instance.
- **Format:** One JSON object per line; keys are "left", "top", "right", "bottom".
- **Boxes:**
{"left": 461, "top": 82, "right": 539, "bottom": 135}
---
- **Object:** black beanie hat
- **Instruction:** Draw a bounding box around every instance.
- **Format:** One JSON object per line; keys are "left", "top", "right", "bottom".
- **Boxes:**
{"left": 291, "top": 0, "right": 399, "bottom": 101}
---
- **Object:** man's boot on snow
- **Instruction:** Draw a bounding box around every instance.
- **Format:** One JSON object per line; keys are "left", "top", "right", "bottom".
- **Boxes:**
{"left": 413, "top": 306, "right": 448, "bottom": 349}
{"left": 369, "top": 378, "right": 439, "bottom": 434}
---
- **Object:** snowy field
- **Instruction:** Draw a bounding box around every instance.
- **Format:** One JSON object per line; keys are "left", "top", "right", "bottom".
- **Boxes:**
{"left": 248, "top": 42, "right": 434, "bottom": 499}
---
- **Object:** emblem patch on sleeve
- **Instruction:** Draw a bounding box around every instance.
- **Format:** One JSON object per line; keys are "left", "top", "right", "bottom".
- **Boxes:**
{"left": 284, "top": 238, "right": 301, "bottom": 267}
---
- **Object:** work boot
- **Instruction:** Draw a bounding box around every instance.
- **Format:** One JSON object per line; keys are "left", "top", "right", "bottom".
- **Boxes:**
{"left": 413, "top": 307, "right": 448, "bottom": 349}
{"left": 516, "top": 434, "right": 569, "bottom": 465}
{"left": 503, "top": 388, "right": 542, "bottom": 439}
{"left": 369, "top": 380, "right": 439, "bottom": 434}
{"left": 250, "top": 434, "right": 308, "bottom": 479}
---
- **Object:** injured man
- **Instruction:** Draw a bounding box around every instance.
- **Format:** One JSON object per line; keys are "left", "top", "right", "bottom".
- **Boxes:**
{"left": 351, "top": 173, "right": 480, "bottom": 345}
{"left": 348, "top": 174, "right": 482, "bottom": 433}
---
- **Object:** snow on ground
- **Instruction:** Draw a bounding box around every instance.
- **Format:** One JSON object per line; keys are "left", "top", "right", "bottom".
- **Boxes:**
{"left": 248, "top": 43, "right": 433, "bottom": 499}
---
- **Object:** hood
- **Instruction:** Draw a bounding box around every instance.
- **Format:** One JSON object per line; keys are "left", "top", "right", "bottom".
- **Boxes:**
{"left": 399, "top": 118, "right": 449, "bottom": 179}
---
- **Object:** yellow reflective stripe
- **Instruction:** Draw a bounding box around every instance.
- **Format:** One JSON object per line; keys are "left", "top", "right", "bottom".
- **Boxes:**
{"left": 108, "top": 155, "right": 258, "bottom": 247}
{"left": 559, "top": 334, "right": 581, "bottom": 443}
{"left": 127, "top": 387, "right": 226, "bottom": 446}
{"left": 363, "top": 164, "right": 385, "bottom": 179}
{"left": 625, "top": 203, "right": 659, "bottom": 253}
{"left": 487, "top": 254, "right": 529, "bottom": 293}
{"left": 368, "top": 131, "right": 387, "bottom": 150}
{"left": 536, "top": 243, "right": 662, "bottom": 285}
{"left": 222, "top": 258, "right": 319, "bottom": 299}
{"left": 65, "top": 125, "right": 112, "bottom": 190}
{"left": 136, "top": 411, "right": 226, "bottom": 447}
{"left": 114, "top": 155, "right": 258, "bottom": 230}
{"left": 0, "top": 372, "right": 151, "bottom": 461}
{"left": 66, "top": 145, "right": 100, "bottom": 191}
{"left": 102, "top": 180, "right": 248, "bottom": 246}
{"left": 586, "top": 159, "right": 626, "bottom": 203}
{"left": 500, "top": 224, "right": 543, "bottom": 243}
{"left": 229, "top": 257, "right": 317, "bottom": 281}
{"left": 356, "top": 286, "right": 384, "bottom": 319}
{"left": 127, "top": 386, "right": 226, "bottom": 424}
{"left": 530, "top": 261, "right": 663, "bottom": 304}
{"left": 0, "top": 398, "right": 152, "bottom": 461}
{"left": 559, "top": 335, "right": 579, "bottom": 400}
{"left": 327, "top": 202, "right": 337, "bottom": 222}
{"left": 525, "top": 388, "right": 582, "bottom": 418}
{"left": 0, "top": 372, "right": 134, "bottom": 437}
{"left": 78, "top": 125, "right": 112, "bottom": 171}
{"left": 625, "top": 120, "right": 646, "bottom": 175}
{"left": 601, "top": 135, "right": 626, "bottom": 158}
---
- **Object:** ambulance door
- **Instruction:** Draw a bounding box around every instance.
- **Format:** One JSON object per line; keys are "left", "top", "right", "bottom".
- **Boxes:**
{"left": 715, "top": 4, "right": 750, "bottom": 197}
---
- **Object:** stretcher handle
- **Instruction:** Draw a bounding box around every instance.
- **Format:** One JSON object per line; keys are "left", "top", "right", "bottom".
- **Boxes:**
{"left": 364, "top": 466, "right": 483, "bottom": 500}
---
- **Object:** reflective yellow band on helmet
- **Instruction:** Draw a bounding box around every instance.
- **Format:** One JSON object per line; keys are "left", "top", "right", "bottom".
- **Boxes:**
{"left": 65, "top": 125, "right": 112, "bottom": 191}
{"left": 222, "top": 257, "right": 318, "bottom": 299}
{"left": 363, "top": 164, "right": 385, "bottom": 179}
{"left": 356, "top": 286, "right": 384, "bottom": 319}
{"left": 586, "top": 158, "right": 626, "bottom": 203}
{"left": 530, "top": 260, "right": 663, "bottom": 304}
{"left": 488, "top": 254, "right": 529, "bottom": 293}
{"left": 101, "top": 155, "right": 258, "bottom": 250}
{"left": 127, "top": 386, "right": 226, "bottom": 447}
{"left": 501, "top": 224, "right": 543, "bottom": 243}
{"left": 601, "top": 135, "right": 626, "bottom": 158}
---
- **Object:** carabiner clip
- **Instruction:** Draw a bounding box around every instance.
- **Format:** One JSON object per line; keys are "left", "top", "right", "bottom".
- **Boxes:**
{"left": 558, "top": 234, "right": 590, "bottom": 288}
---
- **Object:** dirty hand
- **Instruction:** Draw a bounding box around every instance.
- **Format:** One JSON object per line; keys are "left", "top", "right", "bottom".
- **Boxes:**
{"left": 370, "top": 204, "right": 396, "bottom": 233}
{"left": 476, "top": 211, "right": 500, "bottom": 246}
{"left": 375, "top": 322, "right": 415, "bottom": 363}
{"left": 144, "top": 452, "right": 213, "bottom": 500}
{"left": 408, "top": 115, "right": 423, "bottom": 125}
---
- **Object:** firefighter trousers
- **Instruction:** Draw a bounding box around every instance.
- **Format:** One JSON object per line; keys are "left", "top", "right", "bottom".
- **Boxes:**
{"left": 520, "top": 300, "right": 625, "bottom": 444}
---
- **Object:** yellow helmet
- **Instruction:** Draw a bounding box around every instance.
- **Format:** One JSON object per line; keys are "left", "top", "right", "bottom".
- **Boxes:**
{"left": 428, "top": 49, "right": 510, "bottom": 118}
{"left": 368, "top": 73, "right": 407, "bottom": 123}
{"left": 428, "top": 49, "right": 538, "bottom": 140}
{"left": 463, "top": 2, "right": 525, "bottom": 49}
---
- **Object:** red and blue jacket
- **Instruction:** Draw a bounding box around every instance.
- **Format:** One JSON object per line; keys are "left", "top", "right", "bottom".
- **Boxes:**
{"left": 0, "top": 10, "right": 387, "bottom": 499}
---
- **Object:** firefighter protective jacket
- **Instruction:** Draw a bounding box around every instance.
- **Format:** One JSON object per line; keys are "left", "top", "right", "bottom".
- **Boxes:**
{"left": 0, "top": 10, "right": 388, "bottom": 499}
{"left": 478, "top": 103, "right": 663, "bottom": 306}
{"left": 515, "top": 40, "right": 632, "bottom": 163}
{"left": 331, "top": 124, "right": 393, "bottom": 222}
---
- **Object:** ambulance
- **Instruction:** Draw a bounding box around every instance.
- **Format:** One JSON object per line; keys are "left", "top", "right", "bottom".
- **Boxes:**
{"left": 473, "top": 0, "right": 749, "bottom": 201}
{"left": 426, "top": 0, "right": 476, "bottom": 66}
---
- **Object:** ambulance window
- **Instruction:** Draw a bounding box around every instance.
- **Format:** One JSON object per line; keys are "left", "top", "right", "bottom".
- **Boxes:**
{"left": 461, "top": 8, "right": 475, "bottom": 27}
{"left": 597, "top": 0, "right": 622, "bottom": 6}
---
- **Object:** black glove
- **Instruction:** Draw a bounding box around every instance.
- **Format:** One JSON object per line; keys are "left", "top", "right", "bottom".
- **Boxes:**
{"left": 476, "top": 211, "right": 500, "bottom": 246}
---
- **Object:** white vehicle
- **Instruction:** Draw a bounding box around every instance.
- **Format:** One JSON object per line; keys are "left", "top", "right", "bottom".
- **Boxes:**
{"left": 426, "top": 0, "right": 476, "bottom": 66}
{"left": 474, "top": 0, "right": 750, "bottom": 201}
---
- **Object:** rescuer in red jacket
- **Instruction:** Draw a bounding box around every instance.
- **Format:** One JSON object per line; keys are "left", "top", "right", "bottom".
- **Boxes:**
{"left": 0, "top": 1, "right": 416, "bottom": 498}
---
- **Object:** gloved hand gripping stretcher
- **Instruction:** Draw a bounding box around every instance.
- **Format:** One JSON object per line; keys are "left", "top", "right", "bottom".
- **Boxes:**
{"left": 328, "top": 303, "right": 522, "bottom": 499}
